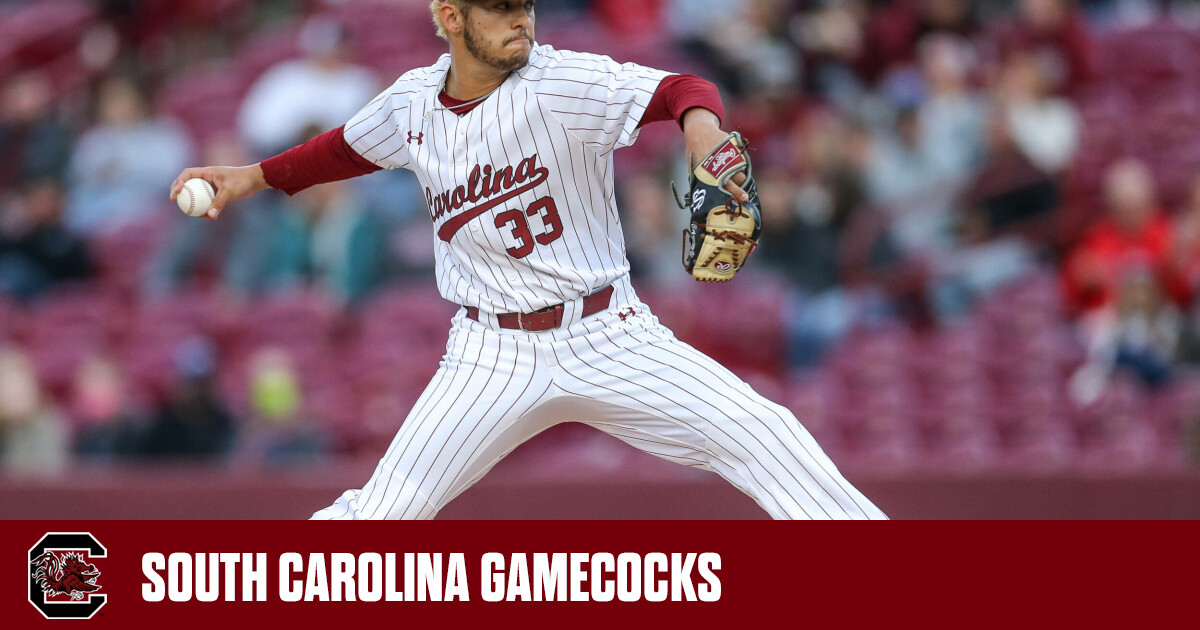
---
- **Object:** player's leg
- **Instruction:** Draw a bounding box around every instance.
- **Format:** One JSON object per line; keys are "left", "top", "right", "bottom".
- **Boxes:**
{"left": 552, "top": 309, "right": 886, "bottom": 520}
{"left": 312, "top": 316, "right": 554, "bottom": 520}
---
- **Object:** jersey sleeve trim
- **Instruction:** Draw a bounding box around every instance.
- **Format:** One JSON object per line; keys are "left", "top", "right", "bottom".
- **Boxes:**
{"left": 638, "top": 74, "right": 725, "bottom": 129}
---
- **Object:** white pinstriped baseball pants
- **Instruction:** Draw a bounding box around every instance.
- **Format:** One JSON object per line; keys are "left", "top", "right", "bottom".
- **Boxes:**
{"left": 312, "top": 279, "right": 886, "bottom": 520}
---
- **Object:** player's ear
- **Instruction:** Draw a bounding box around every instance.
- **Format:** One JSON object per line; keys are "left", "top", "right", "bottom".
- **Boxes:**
{"left": 441, "top": 3, "right": 466, "bottom": 37}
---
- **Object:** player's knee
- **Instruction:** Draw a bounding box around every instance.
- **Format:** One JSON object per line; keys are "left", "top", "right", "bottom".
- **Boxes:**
{"left": 740, "top": 406, "right": 799, "bottom": 436}
{"left": 723, "top": 407, "right": 810, "bottom": 454}
{"left": 766, "top": 404, "right": 807, "bottom": 434}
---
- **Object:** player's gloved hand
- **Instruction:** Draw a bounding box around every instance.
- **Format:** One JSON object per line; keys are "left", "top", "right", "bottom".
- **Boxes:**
{"left": 169, "top": 164, "right": 270, "bottom": 220}
{"left": 673, "top": 126, "right": 761, "bottom": 283}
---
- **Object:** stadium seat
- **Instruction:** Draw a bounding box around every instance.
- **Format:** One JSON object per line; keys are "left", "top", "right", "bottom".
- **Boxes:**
{"left": 0, "top": 0, "right": 96, "bottom": 68}
{"left": 157, "top": 62, "right": 247, "bottom": 143}
{"left": 1101, "top": 24, "right": 1198, "bottom": 86}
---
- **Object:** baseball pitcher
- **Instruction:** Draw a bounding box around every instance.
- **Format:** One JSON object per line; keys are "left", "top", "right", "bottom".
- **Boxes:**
{"left": 171, "top": 0, "right": 886, "bottom": 520}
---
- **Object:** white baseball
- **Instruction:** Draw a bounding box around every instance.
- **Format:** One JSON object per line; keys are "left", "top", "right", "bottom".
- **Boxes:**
{"left": 177, "top": 178, "right": 216, "bottom": 217}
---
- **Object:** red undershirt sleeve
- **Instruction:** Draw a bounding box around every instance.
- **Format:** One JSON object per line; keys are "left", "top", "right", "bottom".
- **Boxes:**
{"left": 259, "top": 126, "right": 382, "bottom": 196}
{"left": 638, "top": 74, "right": 725, "bottom": 130}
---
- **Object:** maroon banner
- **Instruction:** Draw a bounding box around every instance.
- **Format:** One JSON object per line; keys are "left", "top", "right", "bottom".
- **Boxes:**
{"left": 1, "top": 521, "right": 1195, "bottom": 627}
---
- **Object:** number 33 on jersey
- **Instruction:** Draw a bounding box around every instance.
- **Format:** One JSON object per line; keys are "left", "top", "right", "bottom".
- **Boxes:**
{"left": 426, "top": 154, "right": 561, "bottom": 259}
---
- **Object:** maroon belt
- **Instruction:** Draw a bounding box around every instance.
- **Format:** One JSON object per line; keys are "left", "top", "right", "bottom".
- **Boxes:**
{"left": 466, "top": 285, "right": 615, "bottom": 332}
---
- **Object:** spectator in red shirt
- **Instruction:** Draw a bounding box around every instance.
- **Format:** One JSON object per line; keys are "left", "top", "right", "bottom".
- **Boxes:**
{"left": 1064, "top": 159, "right": 1175, "bottom": 315}
{"left": 1066, "top": 160, "right": 1186, "bottom": 399}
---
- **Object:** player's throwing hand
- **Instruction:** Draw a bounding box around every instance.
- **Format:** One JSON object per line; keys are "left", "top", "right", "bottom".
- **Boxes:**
{"left": 169, "top": 164, "right": 270, "bottom": 220}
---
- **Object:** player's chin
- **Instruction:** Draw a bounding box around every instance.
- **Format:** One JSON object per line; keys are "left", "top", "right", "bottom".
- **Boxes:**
{"left": 497, "top": 51, "right": 531, "bottom": 72}
{"left": 505, "top": 38, "right": 531, "bottom": 56}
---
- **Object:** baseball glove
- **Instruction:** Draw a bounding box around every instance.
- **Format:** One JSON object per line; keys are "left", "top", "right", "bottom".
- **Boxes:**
{"left": 673, "top": 132, "right": 761, "bottom": 283}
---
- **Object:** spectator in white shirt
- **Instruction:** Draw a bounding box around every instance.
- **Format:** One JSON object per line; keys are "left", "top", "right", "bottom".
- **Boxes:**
{"left": 66, "top": 76, "right": 193, "bottom": 234}
{"left": 237, "top": 16, "right": 379, "bottom": 157}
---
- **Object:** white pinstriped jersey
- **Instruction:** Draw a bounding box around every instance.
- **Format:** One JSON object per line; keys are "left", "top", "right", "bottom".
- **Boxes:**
{"left": 342, "top": 45, "right": 671, "bottom": 315}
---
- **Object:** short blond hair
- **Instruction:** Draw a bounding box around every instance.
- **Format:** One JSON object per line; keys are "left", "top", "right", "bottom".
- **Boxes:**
{"left": 430, "top": 0, "right": 470, "bottom": 40}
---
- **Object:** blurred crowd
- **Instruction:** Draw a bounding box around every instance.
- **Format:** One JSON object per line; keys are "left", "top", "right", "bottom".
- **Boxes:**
{"left": 4, "top": 0, "right": 1200, "bottom": 475}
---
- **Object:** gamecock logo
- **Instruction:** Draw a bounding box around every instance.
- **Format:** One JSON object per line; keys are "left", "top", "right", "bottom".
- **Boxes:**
{"left": 28, "top": 533, "right": 107, "bottom": 619}
{"left": 32, "top": 551, "right": 101, "bottom": 599}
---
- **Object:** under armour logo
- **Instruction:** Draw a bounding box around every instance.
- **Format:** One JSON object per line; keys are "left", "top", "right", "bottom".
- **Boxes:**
{"left": 617, "top": 307, "right": 636, "bottom": 322}
{"left": 408, "top": 132, "right": 424, "bottom": 145}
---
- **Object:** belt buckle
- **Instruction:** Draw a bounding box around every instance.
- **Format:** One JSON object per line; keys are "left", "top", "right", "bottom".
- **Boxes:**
{"left": 517, "top": 305, "right": 563, "bottom": 332}
{"left": 517, "top": 309, "right": 542, "bottom": 332}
